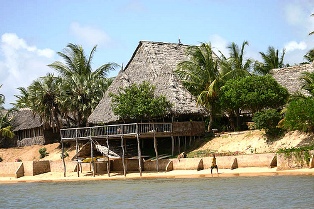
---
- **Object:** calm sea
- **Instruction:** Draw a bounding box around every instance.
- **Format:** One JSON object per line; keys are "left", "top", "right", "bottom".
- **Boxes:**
{"left": 0, "top": 176, "right": 313, "bottom": 209}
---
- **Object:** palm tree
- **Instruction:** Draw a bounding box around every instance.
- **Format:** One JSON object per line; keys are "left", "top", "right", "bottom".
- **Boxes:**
{"left": 176, "top": 42, "right": 220, "bottom": 131}
{"left": 254, "top": 46, "right": 285, "bottom": 75}
{"left": 220, "top": 41, "right": 252, "bottom": 78}
{"left": 0, "top": 85, "right": 14, "bottom": 142}
{"left": 300, "top": 71, "right": 314, "bottom": 96}
{"left": 304, "top": 48, "right": 314, "bottom": 63}
{"left": 30, "top": 74, "right": 62, "bottom": 131}
{"left": 218, "top": 41, "right": 252, "bottom": 130}
{"left": 48, "top": 43, "right": 117, "bottom": 126}
{"left": 14, "top": 74, "right": 62, "bottom": 131}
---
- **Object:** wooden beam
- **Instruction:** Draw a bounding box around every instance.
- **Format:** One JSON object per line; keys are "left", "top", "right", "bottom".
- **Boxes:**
{"left": 121, "top": 136, "right": 126, "bottom": 176}
{"left": 91, "top": 139, "right": 95, "bottom": 177}
{"left": 106, "top": 137, "right": 110, "bottom": 177}
{"left": 171, "top": 135, "right": 174, "bottom": 156}
{"left": 62, "top": 140, "right": 66, "bottom": 177}
{"left": 154, "top": 132, "right": 159, "bottom": 172}
{"left": 76, "top": 138, "right": 79, "bottom": 177}
{"left": 136, "top": 133, "right": 142, "bottom": 176}
{"left": 178, "top": 136, "right": 181, "bottom": 154}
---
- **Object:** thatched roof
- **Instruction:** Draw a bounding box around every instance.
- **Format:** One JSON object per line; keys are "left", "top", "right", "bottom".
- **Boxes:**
{"left": 0, "top": 108, "right": 7, "bottom": 117}
{"left": 88, "top": 41, "right": 208, "bottom": 124}
{"left": 271, "top": 63, "right": 314, "bottom": 95}
{"left": 11, "top": 108, "right": 42, "bottom": 132}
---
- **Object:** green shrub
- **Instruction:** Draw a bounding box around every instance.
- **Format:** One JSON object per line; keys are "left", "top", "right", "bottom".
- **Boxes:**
{"left": 277, "top": 144, "right": 314, "bottom": 166}
{"left": 253, "top": 109, "right": 283, "bottom": 136}
{"left": 39, "top": 147, "right": 48, "bottom": 159}
{"left": 283, "top": 97, "right": 314, "bottom": 132}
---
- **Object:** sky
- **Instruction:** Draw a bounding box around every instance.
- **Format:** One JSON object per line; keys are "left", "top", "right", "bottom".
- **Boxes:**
{"left": 0, "top": 0, "right": 314, "bottom": 108}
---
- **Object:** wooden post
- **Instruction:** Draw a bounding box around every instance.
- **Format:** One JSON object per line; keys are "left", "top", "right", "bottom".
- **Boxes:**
{"left": 184, "top": 136, "right": 187, "bottom": 151}
{"left": 91, "top": 139, "right": 95, "bottom": 177}
{"left": 106, "top": 137, "right": 110, "bottom": 177}
{"left": 62, "top": 140, "right": 66, "bottom": 177}
{"left": 154, "top": 132, "right": 159, "bottom": 172}
{"left": 121, "top": 136, "right": 126, "bottom": 176}
{"left": 76, "top": 138, "right": 79, "bottom": 177}
{"left": 178, "top": 136, "right": 181, "bottom": 154}
{"left": 171, "top": 135, "right": 174, "bottom": 156}
{"left": 136, "top": 134, "right": 142, "bottom": 176}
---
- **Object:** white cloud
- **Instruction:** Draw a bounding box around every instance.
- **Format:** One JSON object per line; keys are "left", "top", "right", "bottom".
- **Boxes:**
{"left": 0, "top": 33, "right": 55, "bottom": 108}
{"left": 1, "top": 33, "right": 54, "bottom": 58}
{"left": 283, "top": 1, "right": 314, "bottom": 35}
{"left": 70, "top": 22, "right": 111, "bottom": 47}
{"left": 284, "top": 41, "right": 307, "bottom": 52}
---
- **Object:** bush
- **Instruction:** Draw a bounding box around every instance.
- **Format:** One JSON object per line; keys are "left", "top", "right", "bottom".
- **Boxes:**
{"left": 283, "top": 97, "right": 314, "bottom": 132}
{"left": 253, "top": 109, "right": 283, "bottom": 136}
{"left": 39, "top": 147, "right": 48, "bottom": 159}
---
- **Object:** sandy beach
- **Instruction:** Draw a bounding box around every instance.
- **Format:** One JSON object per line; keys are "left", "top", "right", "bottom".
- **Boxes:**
{"left": 1, "top": 167, "right": 313, "bottom": 184}
{"left": 1, "top": 130, "right": 313, "bottom": 184}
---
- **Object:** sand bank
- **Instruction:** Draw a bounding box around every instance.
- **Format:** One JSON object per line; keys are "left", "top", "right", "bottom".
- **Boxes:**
{"left": 0, "top": 167, "right": 313, "bottom": 184}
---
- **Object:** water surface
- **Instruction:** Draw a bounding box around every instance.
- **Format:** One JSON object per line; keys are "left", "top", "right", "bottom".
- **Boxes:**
{"left": 0, "top": 176, "right": 313, "bottom": 209}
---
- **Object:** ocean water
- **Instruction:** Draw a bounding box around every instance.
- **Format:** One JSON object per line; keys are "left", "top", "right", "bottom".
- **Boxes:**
{"left": 0, "top": 176, "right": 313, "bottom": 209}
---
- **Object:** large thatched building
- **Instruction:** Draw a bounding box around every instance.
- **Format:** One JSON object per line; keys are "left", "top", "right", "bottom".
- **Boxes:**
{"left": 271, "top": 63, "right": 314, "bottom": 95}
{"left": 88, "top": 41, "right": 208, "bottom": 125}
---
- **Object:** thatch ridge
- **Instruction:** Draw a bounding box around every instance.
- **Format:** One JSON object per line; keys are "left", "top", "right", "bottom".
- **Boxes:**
{"left": 271, "top": 63, "right": 314, "bottom": 95}
{"left": 11, "top": 108, "right": 42, "bottom": 131}
{"left": 88, "top": 41, "right": 208, "bottom": 124}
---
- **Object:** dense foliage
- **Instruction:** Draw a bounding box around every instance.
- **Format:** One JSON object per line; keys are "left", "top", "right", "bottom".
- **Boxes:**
{"left": 110, "top": 82, "right": 172, "bottom": 121}
{"left": 175, "top": 42, "right": 220, "bottom": 130}
{"left": 283, "top": 97, "right": 314, "bottom": 132}
{"left": 176, "top": 41, "right": 252, "bottom": 130}
{"left": 253, "top": 109, "right": 283, "bottom": 136}
{"left": 253, "top": 46, "right": 285, "bottom": 75}
{"left": 0, "top": 85, "right": 14, "bottom": 141}
{"left": 300, "top": 71, "right": 314, "bottom": 96}
{"left": 14, "top": 43, "right": 116, "bottom": 128}
{"left": 220, "top": 75, "right": 289, "bottom": 114}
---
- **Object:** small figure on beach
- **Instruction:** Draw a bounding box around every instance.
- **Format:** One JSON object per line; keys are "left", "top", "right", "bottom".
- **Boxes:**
{"left": 211, "top": 154, "right": 218, "bottom": 174}
{"left": 177, "top": 152, "right": 187, "bottom": 162}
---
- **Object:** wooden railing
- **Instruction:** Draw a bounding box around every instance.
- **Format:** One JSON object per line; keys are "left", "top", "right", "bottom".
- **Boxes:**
{"left": 60, "top": 123, "right": 172, "bottom": 141}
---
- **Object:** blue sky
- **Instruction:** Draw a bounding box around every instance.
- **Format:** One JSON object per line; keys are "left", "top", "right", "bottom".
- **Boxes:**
{"left": 1, "top": 0, "right": 314, "bottom": 108}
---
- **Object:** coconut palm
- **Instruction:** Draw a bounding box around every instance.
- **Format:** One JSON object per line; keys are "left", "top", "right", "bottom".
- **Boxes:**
{"left": 48, "top": 43, "right": 117, "bottom": 127}
{"left": 218, "top": 41, "right": 253, "bottom": 130}
{"left": 219, "top": 41, "right": 253, "bottom": 77}
{"left": 176, "top": 42, "right": 220, "bottom": 130}
{"left": 304, "top": 48, "right": 314, "bottom": 63}
{"left": 0, "top": 85, "right": 14, "bottom": 142}
{"left": 30, "top": 74, "right": 62, "bottom": 130}
{"left": 300, "top": 71, "right": 314, "bottom": 96}
{"left": 254, "top": 46, "right": 285, "bottom": 75}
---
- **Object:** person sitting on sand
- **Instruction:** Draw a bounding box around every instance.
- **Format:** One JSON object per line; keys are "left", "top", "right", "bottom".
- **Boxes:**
{"left": 211, "top": 154, "right": 218, "bottom": 174}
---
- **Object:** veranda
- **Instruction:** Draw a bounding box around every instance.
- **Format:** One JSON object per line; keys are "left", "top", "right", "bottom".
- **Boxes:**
{"left": 60, "top": 121, "right": 204, "bottom": 177}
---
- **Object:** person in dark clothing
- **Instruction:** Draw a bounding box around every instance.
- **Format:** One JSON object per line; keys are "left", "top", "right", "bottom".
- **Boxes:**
{"left": 211, "top": 154, "right": 218, "bottom": 174}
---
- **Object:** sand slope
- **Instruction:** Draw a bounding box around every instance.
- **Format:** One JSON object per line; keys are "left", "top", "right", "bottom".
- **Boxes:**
{"left": 196, "top": 130, "right": 314, "bottom": 154}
